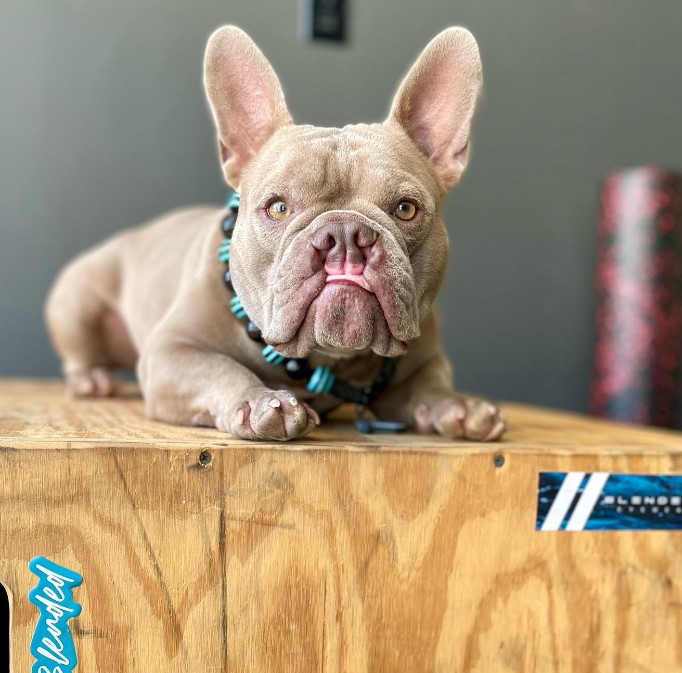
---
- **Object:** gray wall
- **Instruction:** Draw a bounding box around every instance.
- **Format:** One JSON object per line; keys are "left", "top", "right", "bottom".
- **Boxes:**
{"left": 2, "top": 0, "right": 681, "bottom": 413}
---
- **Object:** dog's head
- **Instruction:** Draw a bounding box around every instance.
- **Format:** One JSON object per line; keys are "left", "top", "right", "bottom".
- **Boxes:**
{"left": 204, "top": 26, "right": 482, "bottom": 358}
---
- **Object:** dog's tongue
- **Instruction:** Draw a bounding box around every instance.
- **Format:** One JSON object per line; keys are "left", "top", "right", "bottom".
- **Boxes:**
{"left": 325, "top": 274, "right": 373, "bottom": 292}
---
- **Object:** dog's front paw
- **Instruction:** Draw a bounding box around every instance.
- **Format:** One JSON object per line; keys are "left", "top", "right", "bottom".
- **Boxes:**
{"left": 414, "top": 395, "right": 505, "bottom": 441}
{"left": 220, "top": 389, "right": 320, "bottom": 441}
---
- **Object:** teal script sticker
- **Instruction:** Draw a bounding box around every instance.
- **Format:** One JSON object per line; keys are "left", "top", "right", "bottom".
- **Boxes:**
{"left": 28, "top": 556, "right": 83, "bottom": 673}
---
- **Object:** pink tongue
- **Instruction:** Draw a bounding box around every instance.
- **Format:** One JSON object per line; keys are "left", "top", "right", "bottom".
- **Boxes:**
{"left": 325, "top": 274, "right": 373, "bottom": 292}
{"left": 324, "top": 259, "right": 366, "bottom": 276}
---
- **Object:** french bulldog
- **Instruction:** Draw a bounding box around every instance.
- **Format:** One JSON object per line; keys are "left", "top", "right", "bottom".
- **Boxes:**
{"left": 45, "top": 25, "right": 506, "bottom": 442}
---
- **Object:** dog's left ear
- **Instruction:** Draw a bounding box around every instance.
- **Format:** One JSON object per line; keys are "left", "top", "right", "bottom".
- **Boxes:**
{"left": 387, "top": 28, "right": 482, "bottom": 191}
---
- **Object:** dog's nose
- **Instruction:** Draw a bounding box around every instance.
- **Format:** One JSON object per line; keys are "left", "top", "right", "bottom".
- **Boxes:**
{"left": 311, "top": 222, "right": 378, "bottom": 276}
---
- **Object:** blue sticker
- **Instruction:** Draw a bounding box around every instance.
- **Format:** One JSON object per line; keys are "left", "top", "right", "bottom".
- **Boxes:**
{"left": 28, "top": 556, "right": 83, "bottom": 673}
{"left": 537, "top": 472, "right": 682, "bottom": 531}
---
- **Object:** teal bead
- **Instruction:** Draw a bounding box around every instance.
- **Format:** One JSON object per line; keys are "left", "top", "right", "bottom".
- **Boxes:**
{"left": 226, "top": 192, "right": 241, "bottom": 210}
{"left": 323, "top": 369, "right": 335, "bottom": 393}
{"left": 217, "top": 238, "right": 231, "bottom": 263}
{"left": 307, "top": 368, "right": 321, "bottom": 392}
{"left": 307, "top": 366, "right": 335, "bottom": 394}
{"left": 230, "top": 295, "right": 247, "bottom": 319}
{"left": 262, "top": 345, "right": 286, "bottom": 365}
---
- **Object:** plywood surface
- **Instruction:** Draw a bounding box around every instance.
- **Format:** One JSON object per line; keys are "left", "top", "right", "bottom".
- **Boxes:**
{"left": 1, "top": 379, "right": 682, "bottom": 673}
{"left": 2, "top": 378, "right": 682, "bottom": 454}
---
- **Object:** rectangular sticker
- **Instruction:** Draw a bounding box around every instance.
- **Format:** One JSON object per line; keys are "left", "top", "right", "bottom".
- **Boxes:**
{"left": 536, "top": 472, "right": 682, "bottom": 531}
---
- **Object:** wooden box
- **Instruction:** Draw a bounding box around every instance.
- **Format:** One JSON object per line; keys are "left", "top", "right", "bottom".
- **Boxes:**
{"left": 1, "top": 379, "right": 681, "bottom": 672}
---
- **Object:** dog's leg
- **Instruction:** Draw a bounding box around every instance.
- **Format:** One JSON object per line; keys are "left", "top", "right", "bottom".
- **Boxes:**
{"left": 371, "top": 352, "right": 506, "bottom": 441}
{"left": 137, "top": 333, "right": 319, "bottom": 441}
{"left": 45, "top": 246, "right": 132, "bottom": 397}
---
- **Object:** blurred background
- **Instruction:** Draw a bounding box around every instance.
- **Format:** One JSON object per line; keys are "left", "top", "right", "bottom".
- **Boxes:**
{"left": 1, "top": 0, "right": 681, "bottom": 416}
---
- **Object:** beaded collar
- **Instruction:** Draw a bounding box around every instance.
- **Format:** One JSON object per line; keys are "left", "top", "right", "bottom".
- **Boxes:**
{"left": 218, "top": 192, "right": 405, "bottom": 433}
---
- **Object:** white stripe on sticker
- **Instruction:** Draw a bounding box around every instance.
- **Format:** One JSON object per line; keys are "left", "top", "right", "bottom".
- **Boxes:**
{"left": 565, "top": 472, "right": 610, "bottom": 531}
{"left": 540, "top": 471, "right": 586, "bottom": 531}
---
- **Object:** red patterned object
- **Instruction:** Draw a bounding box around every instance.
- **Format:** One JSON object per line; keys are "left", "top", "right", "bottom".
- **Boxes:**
{"left": 591, "top": 166, "right": 682, "bottom": 427}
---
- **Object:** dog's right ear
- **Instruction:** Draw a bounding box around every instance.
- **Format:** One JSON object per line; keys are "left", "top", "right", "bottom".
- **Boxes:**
{"left": 204, "top": 26, "right": 292, "bottom": 188}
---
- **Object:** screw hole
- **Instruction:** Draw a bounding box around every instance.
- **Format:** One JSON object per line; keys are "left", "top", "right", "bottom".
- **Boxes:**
{"left": 493, "top": 454, "right": 505, "bottom": 468}
{"left": 198, "top": 450, "right": 213, "bottom": 467}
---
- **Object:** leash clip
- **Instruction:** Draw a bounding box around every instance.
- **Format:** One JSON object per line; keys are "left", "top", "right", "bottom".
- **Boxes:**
{"left": 355, "top": 406, "right": 407, "bottom": 434}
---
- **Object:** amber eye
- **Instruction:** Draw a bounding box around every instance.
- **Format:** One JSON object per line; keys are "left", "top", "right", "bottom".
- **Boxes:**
{"left": 394, "top": 201, "right": 417, "bottom": 221}
{"left": 266, "top": 200, "right": 290, "bottom": 221}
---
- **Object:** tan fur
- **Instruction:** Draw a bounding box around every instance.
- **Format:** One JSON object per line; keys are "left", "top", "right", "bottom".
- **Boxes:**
{"left": 45, "top": 26, "right": 505, "bottom": 441}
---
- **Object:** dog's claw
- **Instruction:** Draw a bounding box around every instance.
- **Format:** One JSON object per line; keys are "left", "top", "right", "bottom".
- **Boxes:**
{"left": 225, "top": 390, "right": 317, "bottom": 441}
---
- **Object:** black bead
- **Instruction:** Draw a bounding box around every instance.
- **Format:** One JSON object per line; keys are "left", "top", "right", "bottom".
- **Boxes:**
{"left": 380, "top": 359, "right": 396, "bottom": 378}
{"left": 246, "top": 321, "right": 262, "bottom": 341}
{"left": 285, "top": 358, "right": 311, "bottom": 380}
{"left": 223, "top": 269, "right": 233, "bottom": 291}
{"left": 221, "top": 213, "right": 237, "bottom": 236}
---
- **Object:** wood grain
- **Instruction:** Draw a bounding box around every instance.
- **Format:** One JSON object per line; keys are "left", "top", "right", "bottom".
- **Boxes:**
{"left": 3, "top": 379, "right": 682, "bottom": 454}
{"left": 1, "top": 379, "right": 681, "bottom": 672}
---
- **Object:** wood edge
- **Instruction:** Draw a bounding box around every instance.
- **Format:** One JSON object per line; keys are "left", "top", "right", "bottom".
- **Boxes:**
{"left": 2, "top": 440, "right": 682, "bottom": 458}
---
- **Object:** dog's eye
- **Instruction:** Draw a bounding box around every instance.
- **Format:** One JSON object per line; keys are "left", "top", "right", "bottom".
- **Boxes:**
{"left": 393, "top": 201, "right": 417, "bottom": 221}
{"left": 266, "top": 200, "right": 290, "bottom": 221}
